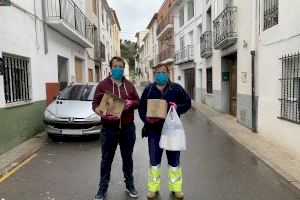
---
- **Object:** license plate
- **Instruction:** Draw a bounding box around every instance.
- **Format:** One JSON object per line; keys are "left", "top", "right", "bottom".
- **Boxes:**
{"left": 62, "top": 129, "right": 82, "bottom": 135}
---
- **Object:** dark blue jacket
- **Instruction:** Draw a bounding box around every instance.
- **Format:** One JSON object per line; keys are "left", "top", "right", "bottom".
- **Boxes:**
{"left": 138, "top": 81, "right": 191, "bottom": 130}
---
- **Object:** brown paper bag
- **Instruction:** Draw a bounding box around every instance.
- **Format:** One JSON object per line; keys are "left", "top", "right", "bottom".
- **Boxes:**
{"left": 98, "top": 91, "right": 125, "bottom": 118}
{"left": 146, "top": 99, "right": 168, "bottom": 119}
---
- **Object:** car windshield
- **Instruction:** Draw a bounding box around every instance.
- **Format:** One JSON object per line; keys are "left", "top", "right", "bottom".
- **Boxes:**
{"left": 58, "top": 85, "right": 96, "bottom": 101}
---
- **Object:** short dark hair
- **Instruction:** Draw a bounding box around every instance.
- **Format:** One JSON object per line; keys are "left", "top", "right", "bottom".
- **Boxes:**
{"left": 109, "top": 56, "right": 125, "bottom": 68}
{"left": 154, "top": 63, "right": 170, "bottom": 72}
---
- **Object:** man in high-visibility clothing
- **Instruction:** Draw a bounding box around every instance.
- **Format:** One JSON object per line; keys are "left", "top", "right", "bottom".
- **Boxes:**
{"left": 138, "top": 64, "right": 191, "bottom": 199}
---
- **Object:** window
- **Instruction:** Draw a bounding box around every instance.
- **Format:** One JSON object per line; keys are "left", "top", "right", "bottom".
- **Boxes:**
{"left": 3, "top": 54, "right": 31, "bottom": 103}
{"left": 206, "top": 68, "right": 213, "bottom": 94}
{"left": 279, "top": 53, "right": 300, "bottom": 124}
{"left": 59, "top": 85, "right": 95, "bottom": 101}
{"left": 188, "top": 1, "right": 194, "bottom": 20}
{"left": 263, "top": 0, "right": 278, "bottom": 30}
{"left": 92, "top": 0, "right": 97, "bottom": 15}
{"left": 179, "top": 7, "right": 184, "bottom": 27}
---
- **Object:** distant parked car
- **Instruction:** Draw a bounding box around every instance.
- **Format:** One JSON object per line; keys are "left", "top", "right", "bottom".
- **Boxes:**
{"left": 43, "top": 83, "right": 101, "bottom": 140}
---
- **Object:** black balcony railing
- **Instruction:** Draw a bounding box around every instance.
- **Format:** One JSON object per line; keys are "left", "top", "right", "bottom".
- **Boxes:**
{"left": 263, "top": 0, "right": 278, "bottom": 30}
{"left": 200, "top": 31, "right": 212, "bottom": 58}
{"left": 46, "top": 0, "right": 93, "bottom": 44}
{"left": 156, "top": 16, "right": 174, "bottom": 36}
{"left": 213, "top": 6, "right": 237, "bottom": 49}
{"left": 175, "top": 45, "right": 194, "bottom": 64}
{"left": 158, "top": 46, "right": 174, "bottom": 63}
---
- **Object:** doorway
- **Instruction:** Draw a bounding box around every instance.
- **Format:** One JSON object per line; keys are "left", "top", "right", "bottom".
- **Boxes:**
{"left": 88, "top": 68, "right": 93, "bottom": 82}
{"left": 75, "top": 58, "right": 83, "bottom": 82}
{"left": 58, "top": 56, "right": 69, "bottom": 91}
{"left": 229, "top": 59, "right": 237, "bottom": 116}
{"left": 184, "top": 68, "right": 195, "bottom": 99}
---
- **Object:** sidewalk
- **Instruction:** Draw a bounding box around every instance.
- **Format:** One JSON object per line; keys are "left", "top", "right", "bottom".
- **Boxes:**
{"left": 0, "top": 132, "right": 48, "bottom": 179}
{"left": 193, "top": 102, "right": 300, "bottom": 192}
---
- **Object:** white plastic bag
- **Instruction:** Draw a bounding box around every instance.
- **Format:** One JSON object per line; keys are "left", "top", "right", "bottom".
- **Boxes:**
{"left": 159, "top": 106, "right": 186, "bottom": 151}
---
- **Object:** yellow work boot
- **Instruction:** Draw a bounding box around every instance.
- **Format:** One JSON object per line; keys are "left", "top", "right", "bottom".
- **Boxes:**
{"left": 175, "top": 191, "right": 184, "bottom": 199}
{"left": 147, "top": 191, "right": 157, "bottom": 199}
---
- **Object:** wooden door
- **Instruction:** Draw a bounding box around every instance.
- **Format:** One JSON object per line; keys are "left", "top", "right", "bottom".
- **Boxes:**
{"left": 229, "top": 59, "right": 237, "bottom": 116}
{"left": 75, "top": 58, "right": 83, "bottom": 82}
{"left": 184, "top": 68, "right": 195, "bottom": 99}
{"left": 88, "top": 68, "right": 93, "bottom": 82}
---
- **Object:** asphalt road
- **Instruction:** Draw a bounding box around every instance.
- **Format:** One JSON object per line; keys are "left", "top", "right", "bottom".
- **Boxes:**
{"left": 0, "top": 110, "right": 300, "bottom": 200}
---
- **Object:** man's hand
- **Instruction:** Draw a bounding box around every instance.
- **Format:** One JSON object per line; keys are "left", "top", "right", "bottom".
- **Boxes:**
{"left": 95, "top": 107, "right": 102, "bottom": 116}
{"left": 101, "top": 114, "right": 119, "bottom": 121}
{"left": 124, "top": 99, "right": 133, "bottom": 110}
{"left": 95, "top": 107, "right": 119, "bottom": 121}
{"left": 146, "top": 117, "right": 161, "bottom": 124}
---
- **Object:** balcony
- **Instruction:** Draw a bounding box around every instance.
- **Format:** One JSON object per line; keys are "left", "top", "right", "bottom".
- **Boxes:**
{"left": 157, "top": 46, "right": 175, "bottom": 64}
{"left": 156, "top": 16, "right": 174, "bottom": 40}
{"left": 175, "top": 45, "right": 194, "bottom": 64}
{"left": 200, "top": 31, "right": 212, "bottom": 58}
{"left": 46, "top": 0, "right": 93, "bottom": 48}
{"left": 213, "top": 6, "right": 237, "bottom": 50}
{"left": 94, "top": 40, "right": 105, "bottom": 62}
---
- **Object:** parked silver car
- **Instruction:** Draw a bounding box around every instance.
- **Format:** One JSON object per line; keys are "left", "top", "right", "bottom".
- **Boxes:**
{"left": 43, "top": 83, "right": 101, "bottom": 139}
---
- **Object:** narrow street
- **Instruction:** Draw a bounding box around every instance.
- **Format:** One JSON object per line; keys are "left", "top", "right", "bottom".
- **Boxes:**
{"left": 0, "top": 110, "right": 299, "bottom": 200}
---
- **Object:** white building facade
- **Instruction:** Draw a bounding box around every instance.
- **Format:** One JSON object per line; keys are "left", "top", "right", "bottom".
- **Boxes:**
{"left": 172, "top": 0, "right": 202, "bottom": 100}
{"left": 257, "top": 0, "right": 300, "bottom": 154}
{"left": 0, "top": 0, "right": 120, "bottom": 155}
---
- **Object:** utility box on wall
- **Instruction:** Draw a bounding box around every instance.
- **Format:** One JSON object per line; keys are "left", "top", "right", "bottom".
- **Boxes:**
{"left": 222, "top": 72, "right": 229, "bottom": 81}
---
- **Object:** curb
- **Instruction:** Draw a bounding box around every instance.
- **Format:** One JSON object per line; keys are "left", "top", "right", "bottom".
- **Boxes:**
{"left": 0, "top": 132, "right": 48, "bottom": 180}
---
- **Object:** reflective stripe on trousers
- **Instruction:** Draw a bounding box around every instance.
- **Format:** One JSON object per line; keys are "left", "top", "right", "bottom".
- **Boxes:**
{"left": 168, "top": 166, "right": 182, "bottom": 192}
{"left": 148, "top": 165, "right": 161, "bottom": 192}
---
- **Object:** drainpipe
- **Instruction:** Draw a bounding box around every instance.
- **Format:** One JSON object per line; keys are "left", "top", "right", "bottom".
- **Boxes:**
{"left": 251, "top": 0, "right": 257, "bottom": 132}
{"left": 41, "top": 0, "right": 48, "bottom": 54}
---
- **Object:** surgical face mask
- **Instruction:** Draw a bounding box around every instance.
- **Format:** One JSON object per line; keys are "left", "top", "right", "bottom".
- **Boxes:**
{"left": 111, "top": 66, "right": 124, "bottom": 80}
{"left": 155, "top": 72, "right": 168, "bottom": 85}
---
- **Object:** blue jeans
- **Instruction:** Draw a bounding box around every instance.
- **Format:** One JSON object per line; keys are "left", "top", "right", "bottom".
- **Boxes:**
{"left": 148, "top": 131, "right": 180, "bottom": 167}
{"left": 99, "top": 123, "right": 136, "bottom": 192}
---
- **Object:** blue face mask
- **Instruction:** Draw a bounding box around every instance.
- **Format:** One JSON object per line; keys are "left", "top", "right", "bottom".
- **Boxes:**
{"left": 111, "top": 66, "right": 124, "bottom": 80}
{"left": 155, "top": 72, "right": 168, "bottom": 85}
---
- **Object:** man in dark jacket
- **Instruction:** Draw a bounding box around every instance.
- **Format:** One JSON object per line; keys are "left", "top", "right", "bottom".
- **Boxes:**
{"left": 138, "top": 63, "right": 191, "bottom": 199}
{"left": 93, "top": 56, "right": 140, "bottom": 200}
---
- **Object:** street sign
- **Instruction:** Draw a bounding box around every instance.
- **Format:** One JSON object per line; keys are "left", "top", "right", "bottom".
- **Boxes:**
{"left": 222, "top": 72, "right": 229, "bottom": 81}
{"left": 0, "top": 0, "right": 11, "bottom": 6}
{"left": 0, "top": 58, "right": 4, "bottom": 75}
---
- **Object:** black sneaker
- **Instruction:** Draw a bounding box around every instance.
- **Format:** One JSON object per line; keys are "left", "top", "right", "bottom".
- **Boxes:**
{"left": 126, "top": 186, "right": 139, "bottom": 198}
{"left": 94, "top": 189, "right": 107, "bottom": 200}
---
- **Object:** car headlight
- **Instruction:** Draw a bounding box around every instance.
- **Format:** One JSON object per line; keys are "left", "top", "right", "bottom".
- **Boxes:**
{"left": 44, "top": 109, "right": 57, "bottom": 120}
{"left": 86, "top": 113, "right": 101, "bottom": 122}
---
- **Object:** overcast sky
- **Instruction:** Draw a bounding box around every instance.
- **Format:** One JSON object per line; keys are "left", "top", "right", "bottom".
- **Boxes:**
{"left": 107, "top": 0, "right": 164, "bottom": 41}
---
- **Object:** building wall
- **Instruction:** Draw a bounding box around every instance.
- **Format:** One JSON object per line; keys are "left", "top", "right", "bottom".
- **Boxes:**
{"left": 0, "top": 0, "right": 105, "bottom": 155}
{"left": 257, "top": 0, "right": 300, "bottom": 154}
{"left": 173, "top": 0, "right": 202, "bottom": 94}
{"left": 199, "top": 0, "right": 255, "bottom": 129}
{"left": 98, "top": 0, "right": 114, "bottom": 79}
{"left": 0, "top": 1, "right": 47, "bottom": 154}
